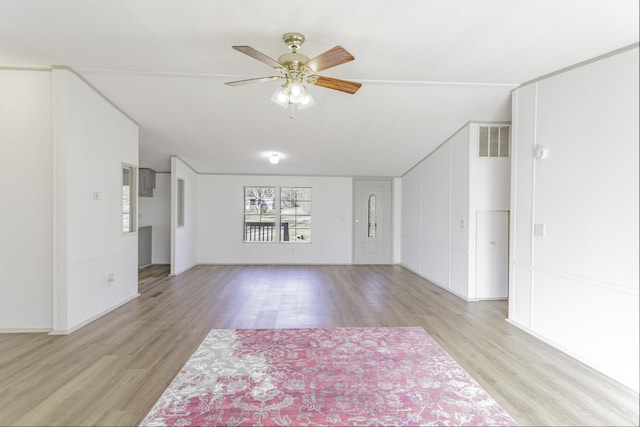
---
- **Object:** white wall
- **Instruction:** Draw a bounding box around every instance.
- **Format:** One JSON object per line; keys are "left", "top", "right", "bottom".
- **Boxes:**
{"left": 171, "top": 157, "right": 198, "bottom": 275}
{"left": 449, "top": 126, "right": 471, "bottom": 297}
{"left": 196, "top": 175, "right": 353, "bottom": 264}
{"left": 392, "top": 177, "right": 402, "bottom": 263}
{"left": 509, "top": 46, "right": 639, "bottom": 392}
{"left": 52, "top": 69, "right": 139, "bottom": 333}
{"left": 419, "top": 143, "right": 452, "bottom": 288}
{"left": 0, "top": 69, "right": 53, "bottom": 331}
{"left": 401, "top": 166, "right": 422, "bottom": 272}
{"left": 401, "top": 122, "right": 511, "bottom": 300}
{"left": 139, "top": 172, "right": 171, "bottom": 264}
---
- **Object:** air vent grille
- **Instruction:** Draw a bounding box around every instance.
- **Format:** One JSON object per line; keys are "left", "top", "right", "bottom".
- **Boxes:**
{"left": 479, "top": 126, "right": 510, "bottom": 158}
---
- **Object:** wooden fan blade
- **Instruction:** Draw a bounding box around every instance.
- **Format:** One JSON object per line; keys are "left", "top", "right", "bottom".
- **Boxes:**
{"left": 232, "top": 46, "right": 282, "bottom": 69}
{"left": 305, "top": 46, "right": 354, "bottom": 72}
{"left": 225, "top": 76, "right": 281, "bottom": 86}
{"left": 313, "top": 76, "right": 362, "bottom": 94}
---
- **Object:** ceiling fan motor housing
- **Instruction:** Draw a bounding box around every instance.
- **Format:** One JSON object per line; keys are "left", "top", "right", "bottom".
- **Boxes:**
{"left": 278, "top": 52, "right": 310, "bottom": 70}
{"left": 279, "top": 33, "right": 309, "bottom": 72}
{"left": 282, "top": 32, "right": 305, "bottom": 51}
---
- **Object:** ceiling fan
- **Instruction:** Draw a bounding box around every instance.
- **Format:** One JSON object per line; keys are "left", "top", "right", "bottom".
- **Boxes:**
{"left": 225, "top": 32, "right": 362, "bottom": 111}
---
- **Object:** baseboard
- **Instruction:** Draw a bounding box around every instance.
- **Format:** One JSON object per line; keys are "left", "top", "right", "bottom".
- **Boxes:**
{"left": 0, "top": 328, "right": 51, "bottom": 333}
{"left": 172, "top": 263, "right": 197, "bottom": 276}
{"left": 399, "top": 263, "right": 479, "bottom": 302}
{"left": 48, "top": 293, "right": 139, "bottom": 336}
{"left": 505, "top": 318, "right": 639, "bottom": 394}
{"left": 194, "top": 262, "right": 354, "bottom": 266}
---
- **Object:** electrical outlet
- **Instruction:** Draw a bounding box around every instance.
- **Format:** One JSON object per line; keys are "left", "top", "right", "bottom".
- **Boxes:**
{"left": 534, "top": 224, "right": 545, "bottom": 237}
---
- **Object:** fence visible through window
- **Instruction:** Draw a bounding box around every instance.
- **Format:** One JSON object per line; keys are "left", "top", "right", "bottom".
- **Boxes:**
{"left": 244, "top": 222, "right": 290, "bottom": 242}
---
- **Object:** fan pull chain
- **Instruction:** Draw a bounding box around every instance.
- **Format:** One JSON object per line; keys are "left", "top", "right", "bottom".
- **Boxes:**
{"left": 290, "top": 103, "right": 296, "bottom": 119}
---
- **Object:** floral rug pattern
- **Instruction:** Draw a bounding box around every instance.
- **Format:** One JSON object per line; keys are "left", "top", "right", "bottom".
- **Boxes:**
{"left": 141, "top": 327, "right": 517, "bottom": 426}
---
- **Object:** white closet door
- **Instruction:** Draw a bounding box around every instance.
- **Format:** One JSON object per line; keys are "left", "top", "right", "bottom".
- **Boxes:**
{"left": 476, "top": 210, "right": 509, "bottom": 299}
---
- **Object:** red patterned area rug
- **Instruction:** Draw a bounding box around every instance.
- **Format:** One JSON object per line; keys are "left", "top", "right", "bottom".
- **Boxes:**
{"left": 141, "top": 327, "right": 517, "bottom": 426}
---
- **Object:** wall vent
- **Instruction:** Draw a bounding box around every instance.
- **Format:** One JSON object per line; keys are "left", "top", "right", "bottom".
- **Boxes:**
{"left": 479, "top": 126, "right": 510, "bottom": 158}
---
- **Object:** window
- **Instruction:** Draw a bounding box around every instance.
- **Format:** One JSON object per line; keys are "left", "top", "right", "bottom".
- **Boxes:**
{"left": 244, "top": 187, "right": 277, "bottom": 242}
{"left": 122, "top": 164, "right": 136, "bottom": 233}
{"left": 177, "top": 178, "right": 185, "bottom": 227}
{"left": 479, "top": 125, "right": 510, "bottom": 158}
{"left": 243, "top": 186, "right": 311, "bottom": 242}
{"left": 281, "top": 187, "right": 311, "bottom": 241}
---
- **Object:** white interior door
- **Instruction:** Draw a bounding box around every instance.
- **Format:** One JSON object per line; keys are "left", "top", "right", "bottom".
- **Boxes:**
{"left": 353, "top": 179, "right": 392, "bottom": 264}
{"left": 476, "top": 210, "right": 509, "bottom": 299}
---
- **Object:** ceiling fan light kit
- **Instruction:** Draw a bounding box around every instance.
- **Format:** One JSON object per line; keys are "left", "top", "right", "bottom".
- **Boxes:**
{"left": 226, "top": 32, "right": 361, "bottom": 115}
{"left": 270, "top": 80, "right": 315, "bottom": 110}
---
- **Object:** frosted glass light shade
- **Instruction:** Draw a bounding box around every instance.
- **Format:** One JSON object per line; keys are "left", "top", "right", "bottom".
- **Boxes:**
{"left": 297, "top": 91, "right": 315, "bottom": 110}
{"left": 289, "top": 81, "right": 303, "bottom": 97}
{"left": 271, "top": 86, "right": 289, "bottom": 108}
{"left": 270, "top": 79, "right": 315, "bottom": 110}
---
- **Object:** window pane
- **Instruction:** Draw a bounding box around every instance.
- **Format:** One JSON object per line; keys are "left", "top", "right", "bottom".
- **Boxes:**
{"left": 245, "top": 214, "right": 263, "bottom": 222}
{"left": 244, "top": 217, "right": 277, "bottom": 241}
{"left": 281, "top": 189, "right": 311, "bottom": 208}
{"left": 499, "top": 127, "right": 510, "bottom": 157}
{"left": 280, "top": 187, "right": 311, "bottom": 243}
{"left": 479, "top": 127, "right": 489, "bottom": 157}
{"left": 286, "top": 214, "right": 311, "bottom": 241}
{"left": 244, "top": 186, "right": 277, "bottom": 242}
{"left": 294, "top": 216, "right": 311, "bottom": 227}
{"left": 280, "top": 215, "right": 295, "bottom": 223}
{"left": 293, "top": 201, "right": 311, "bottom": 214}
{"left": 245, "top": 187, "right": 276, "bottom": 214}
{"left": 292, "top": 229, "right": 311, "bottom": 241}
{"left": 489, "top": 126, "right": 499, "bottom": 157}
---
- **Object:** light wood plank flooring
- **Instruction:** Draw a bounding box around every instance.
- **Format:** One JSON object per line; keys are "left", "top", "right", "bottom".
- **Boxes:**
{"left": 0, "top": 265, "right": 638, "bottom": 426}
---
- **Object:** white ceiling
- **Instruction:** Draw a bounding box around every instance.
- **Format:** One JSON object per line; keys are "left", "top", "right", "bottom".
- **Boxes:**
{"left": 1, "top": 0, "right": 638, "bottom": 176}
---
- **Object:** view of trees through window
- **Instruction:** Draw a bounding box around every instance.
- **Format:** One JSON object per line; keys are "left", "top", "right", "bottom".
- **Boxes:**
{"left": 244, "top": 186, "right": 311, "bottom": 242}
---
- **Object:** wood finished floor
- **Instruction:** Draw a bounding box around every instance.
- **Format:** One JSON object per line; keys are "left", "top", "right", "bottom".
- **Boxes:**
{"left": 0, "top": 264, "right": 638, "bottom": 426}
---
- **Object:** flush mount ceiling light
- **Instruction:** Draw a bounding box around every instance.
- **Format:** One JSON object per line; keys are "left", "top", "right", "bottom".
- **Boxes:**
{"left": 268, "top": 153, "right": 280, "bottom": 164}
{"left": 225, "top": 32, "right": 361, "bottom": 117}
